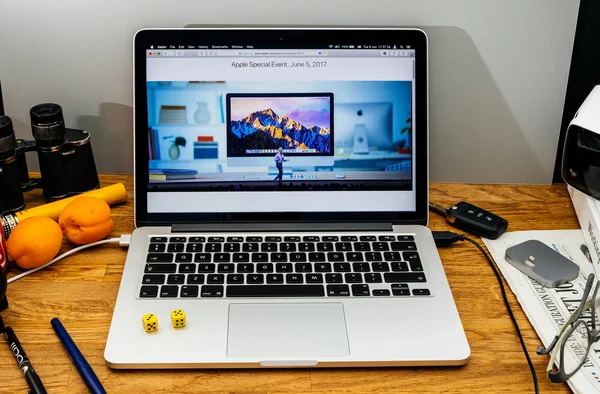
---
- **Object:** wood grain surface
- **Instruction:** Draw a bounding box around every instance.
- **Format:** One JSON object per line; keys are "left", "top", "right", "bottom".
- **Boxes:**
{"left": 0, "top": 176, "right": 578, "bottom": 393}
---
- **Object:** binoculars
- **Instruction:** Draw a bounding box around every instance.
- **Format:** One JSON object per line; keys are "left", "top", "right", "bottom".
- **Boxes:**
{"left": 0, "top": 103, "right": 100, "bottom": 216}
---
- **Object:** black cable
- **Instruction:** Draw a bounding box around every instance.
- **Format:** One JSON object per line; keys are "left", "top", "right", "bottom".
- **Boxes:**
{"left": 432, "top": 231, "right": 540, "bottom": 394}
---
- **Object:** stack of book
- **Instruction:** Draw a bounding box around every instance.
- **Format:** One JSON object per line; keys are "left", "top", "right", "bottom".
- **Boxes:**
{"left": 194, "top": 136, "right": 218, "bottom": 159}
{"left": 149, "top": 168, "right": 198, "bottom": 181}
{"left": 159, "top": 105, "right": 187, "bottom": 124}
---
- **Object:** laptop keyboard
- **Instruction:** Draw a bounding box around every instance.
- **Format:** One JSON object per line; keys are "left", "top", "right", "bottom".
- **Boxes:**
{"left": 138, "top": 234, "right": 430, "bottom": 299}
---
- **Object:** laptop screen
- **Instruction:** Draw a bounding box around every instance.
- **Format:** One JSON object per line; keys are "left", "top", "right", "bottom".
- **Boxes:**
{"left": 136, "top": 29, "right": 427, "bottom": 223}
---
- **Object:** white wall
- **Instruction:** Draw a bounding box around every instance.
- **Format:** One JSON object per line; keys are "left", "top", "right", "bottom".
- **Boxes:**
{"left": 0, "top": 0, "right": 579, "bottom": 183}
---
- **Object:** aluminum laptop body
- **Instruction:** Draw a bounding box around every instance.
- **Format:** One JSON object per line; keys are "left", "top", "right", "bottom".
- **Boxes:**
{"left": 104, "top": 27, "right": 470, "bottom": 368}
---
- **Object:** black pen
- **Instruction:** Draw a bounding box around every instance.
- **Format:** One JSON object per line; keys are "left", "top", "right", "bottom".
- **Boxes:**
{"left": 4, "top": 326, "right": 47, "bottom": 394}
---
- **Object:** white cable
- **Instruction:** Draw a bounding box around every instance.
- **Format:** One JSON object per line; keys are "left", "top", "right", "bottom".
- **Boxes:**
{"left": 7, "top": 236, "right": 125, "bottom": 284}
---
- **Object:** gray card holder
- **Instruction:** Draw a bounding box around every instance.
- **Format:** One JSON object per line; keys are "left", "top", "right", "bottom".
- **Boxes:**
{"left": 505, "top": 240, "right": 580, "bottom": 288}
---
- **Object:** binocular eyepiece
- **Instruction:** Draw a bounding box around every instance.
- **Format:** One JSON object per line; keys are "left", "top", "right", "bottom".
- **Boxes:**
{"left": 0, "top": 103, "right": 100, "bottom": 216}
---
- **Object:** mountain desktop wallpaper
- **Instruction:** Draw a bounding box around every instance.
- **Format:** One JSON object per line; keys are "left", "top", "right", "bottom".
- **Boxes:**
{"left": 229, "top": 96, "right": 332, "bottom": 155}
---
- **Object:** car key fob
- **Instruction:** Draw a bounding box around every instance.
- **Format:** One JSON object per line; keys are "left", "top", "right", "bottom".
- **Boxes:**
{"left": 430, "top": 201, "right": 508, "bottom": 239}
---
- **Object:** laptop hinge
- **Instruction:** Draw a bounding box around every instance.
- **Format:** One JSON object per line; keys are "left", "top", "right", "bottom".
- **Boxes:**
{"left": 172, "top": 222, "right": 393, "bottom": 233}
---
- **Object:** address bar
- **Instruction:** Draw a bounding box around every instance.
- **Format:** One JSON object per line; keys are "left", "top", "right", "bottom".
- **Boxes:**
{"left": 217, "top": 50, "right": 327, "bottom": 57}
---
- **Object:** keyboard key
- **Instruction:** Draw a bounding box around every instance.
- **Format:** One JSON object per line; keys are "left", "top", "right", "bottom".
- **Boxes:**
{"left": 334, "top": 263, "right": 351, "bottom": 272}
{"left": 194, "top": 253, "right": 212, "bottom": 262}
{"left": 373, "top": 289, "right": 391, "bottom": 296}
{"left": 167, "top": 243, "right": 185, "bottom": 252}
{"left": 327, "top": 252, "right": 345, "bottom": 262}
{"left": 208, "top": 237, "right": 225, "bottom": 242}
{"left": 303, "top": 236, "right": 320, "bottom": 242}
{"left": 391, "top": 262, "right": 409, "bottom": 271}
{"left": 290, "top": 253, "right": 307, "bottom": 262}
{"left": 224, "top": 243, "right": 241, "bottom": 252}
{"left": 267, "top": 274, "right": 284, "bottom": 284}
{"left": 326, "top": 273, "right": 343, "bottom": 283}
{"left": 352, "top": 284, "right": 370, "bottom": 296}
{"left": 207, "top": 274, "right": 225, "bottom": 284}
{"left": 233, "top": 253, "right": 250, "bottom": 263}
{"left": 359, "top": 235, "right": 377, "bottom": 241}
{"left": 237, "top": 263, "right": 254, "bottom": 273}
{"left": 397, "top": 235, "right": 415, "bottom": 241}
{"left": 372, "top": 242, "right": 389, "bottom": 251}
{"left": 384, "top": 273, "right": 427, "bottom": 283}
{"left": 180, "top": 285, "right": 199, "bottom": 297}
{"left": 217, "top": 264, "right": 234, "bottom": 273}
{"left": 322, "top": 236, "right": 339, "bottom": 242}
{"left": 353, "top": 242, "right": 371, "bottom": 251}
{"left": 276, "top": 263, "right": 293, "bottom": 273}
{"left": 347, "top": 252, "right": 363, "bottom": 261}
{"left": 409, "top": 260, "right": 424, "bottom": 272}
{"left": 189, "top": 236, "right": 205, "bottom": 242}
{"left": 170, "top": 237, "right": 187, "bottom": 243}
{"left": 391, "top": 241, "right": 417, "bottom": 251}
{"left": 352, "top": 262, "right": 370, "bottom": 272}
{"left": 243, "top": 243, "right": 259, "bottom": 252}
{"left": 372, "top": 262, "right": 390, "bottom": 272}
{"left": 391, "top": 284, "right": 409, "bottom": 290}
{"left": 261, "top": 243, "right": 278, "bottom": 252}
{"left": 404, "top": 251, "right": 421, "bottom": 262}
{"left": 187, "top": 274, "right": 205, "bottom": 284}
{"left": 413, "top": 289, "right": 431, "bottom": 296}
{"left": 299, "top": 243, "right": 315, "bottom": 252}
{"left": 315, "top": 263, "right": 332, "bottom": 272}
{"left": 327, "top": 284, "right": 350, "bottom": 296}
{"left": 200, "top": 285, "right": 224, "bottom": 297}
{"left": 295, "top": 263, "right": 312, "bottom": 273}
{"left": 272, "top": 253, "right": 287, "bottom": 262}
{"left": 308, "top": 252, "right": 326, "bottom": 262}
{"left": 178, "top": 263, "right": 196, "bottom": 273}
{"left": 167, "top": 274, "right": 185, "bottom": 284}
{"left": 286, "top": 274, "right": 303, "bottom": 283}
{"left": 378, "top": 235, "right": 396, "bottom": 241}
{"left": 335, "top": 242, "right": 352, "bottom": 251}
{"left": 140, "top": 286, "right": 158, "bottom": 297}
{"left": 214, "top": 253, "right": 231, "bottom": 263}
{"left": 147, "top": 253, "right": 173, "bottom": 263}
{"left": 365, "top": 252, "right": 383, "bottom": 261}
{"left": 252, "top": 253, "right": 268, "bottom": 262}
{"left": 393, "top": 289, "right": 411, "bottom": 296}
{"left": 227, "top": 236, "right": 244, "bottom": 242}
{"left": 227, "top": 285, "right": 324, "bottom": 297}
{"left": 246, "top": 236, "right": 263, "bottom": 242}
{"left": 206, "top": 243, "right": 222, "bottom": 252}
{"left": 197, "top": 263, "right": 216, "bottom": 273}
{"left": 341, "top": 236, "right": 358, "bottom": 242}
{"left": 247, "top": 274, "right": 265, "bottom": 284}
{"left": 257, "top": 263, "right": 274, "bottom": 273}
{"left": 306, "top": 273, "right": 323, "bottom": 283}
{"left": 142, "top": 274, "right": 165, "bottom": 284}
{"left": 317, "top": 243, "right": 334, "bottom": 251}
{"left": 345, "top": 273, "right": 362, "bottom": 283}
{"left": 384, "top": 252, "right": 402, "bottom": 261}
{"left": 144, "top": 264, "right": 176, "bottom": 274}
{"left": 280, "top": 243, "right": 297, "bottom": 252}
{"left": 175, "top": 253, "right": 193, "bottom": 263}
{"left": 227, "top": 274, "right": 244, "bottom": 284}
{"left": 159, "top": 285, "right": 178, "bottom": 297}
{"left": 365, "top": 273, "right": 383, "bottom": 283}
{"left": 265, "top": 236, "right": 282, "bottom": 242}
{"left": 150, "top": 237, "right": 167, "bottom": 243}
{"left": 186, "top": 243, "right": 203, "bottom": 252}
{"left": 148, "top": 243, "right": 166, "bottom": 252}
{"left": 284, "top": 236, "right": 301, "bottom": 242}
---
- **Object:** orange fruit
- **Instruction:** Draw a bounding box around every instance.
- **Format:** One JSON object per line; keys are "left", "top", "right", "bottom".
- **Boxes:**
{"left": 59, "top": 196, "right": 113, "bottom": 245}
{"left": 6, "top": 216, "right": 63, "bottom": 269}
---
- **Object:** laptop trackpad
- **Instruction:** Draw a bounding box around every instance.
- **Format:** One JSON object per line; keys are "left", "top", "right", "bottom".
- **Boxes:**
{"left": 227, "top": 303, "right": 350, "bottom": 358}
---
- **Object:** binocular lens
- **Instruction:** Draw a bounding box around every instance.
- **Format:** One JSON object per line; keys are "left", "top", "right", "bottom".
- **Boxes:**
{"left": 30, "top": 103, "right": 65, "bottom": 148}
{"left": 0, "top": 116, "right": 13, "bottom": 138}
{"left": 0, "top": 116, "right": 16, "bottom": 158}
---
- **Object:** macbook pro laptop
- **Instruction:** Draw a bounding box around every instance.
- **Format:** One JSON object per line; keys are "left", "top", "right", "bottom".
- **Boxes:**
{"left": 105, "top": 27, "right": 470, "bottom": 368}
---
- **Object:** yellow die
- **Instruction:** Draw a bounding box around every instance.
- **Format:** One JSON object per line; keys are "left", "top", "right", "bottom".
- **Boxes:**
{"left": 171, "top": 309, "right": 186, "bottom": 328}
{"left": 142, "top": 313, "right": 158, "bottom": 333}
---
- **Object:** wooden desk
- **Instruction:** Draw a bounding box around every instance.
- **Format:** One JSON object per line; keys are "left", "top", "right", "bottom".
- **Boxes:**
{"left": 0, "top": 176, "right": 577, "bottom": 393}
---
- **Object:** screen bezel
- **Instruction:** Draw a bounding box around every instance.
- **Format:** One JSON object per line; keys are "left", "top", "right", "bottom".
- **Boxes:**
{"left": 134, "top": 28, "right": 428, "bottom": 227}
{"left": 226, "top": 92, "right": 335, "bottom": 158}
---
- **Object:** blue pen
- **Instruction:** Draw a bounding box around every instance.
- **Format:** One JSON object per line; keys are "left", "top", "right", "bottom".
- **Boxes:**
{"left": 51, "top": 318, "right": 106, "bottom": 394}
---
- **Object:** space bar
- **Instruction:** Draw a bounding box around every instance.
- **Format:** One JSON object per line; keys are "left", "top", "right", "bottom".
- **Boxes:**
{"left": 226, "top": 285, "right": 325, "bottom": 297}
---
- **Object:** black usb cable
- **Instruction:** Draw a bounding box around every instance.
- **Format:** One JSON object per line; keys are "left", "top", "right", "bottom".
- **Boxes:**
{"left": 432, "top": 231, "right": 539, "bottom": 394}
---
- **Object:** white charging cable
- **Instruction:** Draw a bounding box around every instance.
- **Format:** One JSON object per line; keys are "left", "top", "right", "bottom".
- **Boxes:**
{"left": 7, "top": 234, "right": 131, "bottom": 284}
